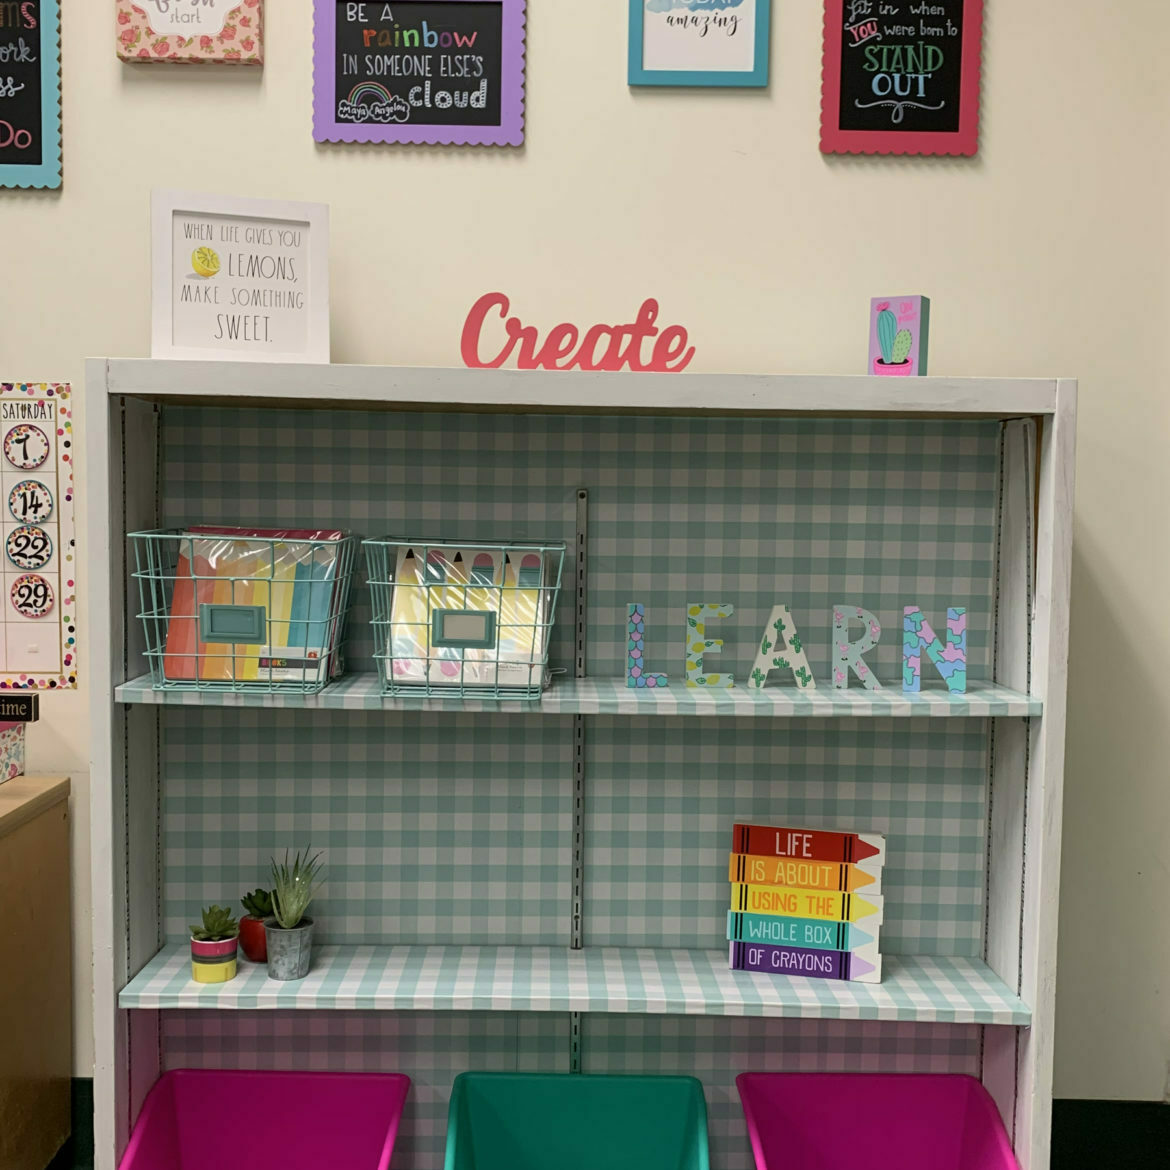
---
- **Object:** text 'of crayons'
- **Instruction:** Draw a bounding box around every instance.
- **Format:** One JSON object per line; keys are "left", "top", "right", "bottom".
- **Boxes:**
{"left": 626, "top": 603, "right": 967, "bottom": 694}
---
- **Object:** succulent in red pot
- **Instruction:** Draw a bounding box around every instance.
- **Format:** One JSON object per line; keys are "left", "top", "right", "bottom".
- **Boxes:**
{"left": 239, "top": 888, "right": 274, "bottom": 963}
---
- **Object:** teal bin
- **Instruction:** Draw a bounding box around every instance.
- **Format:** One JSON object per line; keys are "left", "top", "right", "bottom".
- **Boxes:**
{"left": 444, "top": 1072, "right": 710, "bottom": 1170}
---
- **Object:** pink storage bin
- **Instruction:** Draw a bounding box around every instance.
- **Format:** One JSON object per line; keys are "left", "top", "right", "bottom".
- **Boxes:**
{"left": 736, "top": 1073, "right": 1020, "bottom": 1170}
{"left": 118, "top": 1069, "right": 411, "bottom": 1170}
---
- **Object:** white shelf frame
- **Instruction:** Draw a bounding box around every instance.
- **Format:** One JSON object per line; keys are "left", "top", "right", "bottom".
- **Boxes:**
{"left": 88, "top": 362, "right": 1075, "bottom": 1170}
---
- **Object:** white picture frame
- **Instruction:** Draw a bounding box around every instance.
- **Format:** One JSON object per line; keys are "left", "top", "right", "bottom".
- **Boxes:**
{"left": 151, "top": 190, "right": 330, "bottom": 363}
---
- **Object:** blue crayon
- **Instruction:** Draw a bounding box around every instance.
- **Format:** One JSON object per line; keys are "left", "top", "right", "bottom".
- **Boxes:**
{"left": 726, "top": 910, "right": 874, "bottom": 952}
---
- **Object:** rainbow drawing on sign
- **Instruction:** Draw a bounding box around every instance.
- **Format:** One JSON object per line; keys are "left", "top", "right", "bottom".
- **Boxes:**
{"left": 338, "top": 82, "right": 410, "bottom": 124}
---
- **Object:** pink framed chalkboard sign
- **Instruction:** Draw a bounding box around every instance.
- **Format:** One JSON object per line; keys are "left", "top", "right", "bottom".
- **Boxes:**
{"left": 313, "top": 0, "right": 526, "bottom": 146}
{"left": 821, "top": 0, "right": 983, "bottom": 157}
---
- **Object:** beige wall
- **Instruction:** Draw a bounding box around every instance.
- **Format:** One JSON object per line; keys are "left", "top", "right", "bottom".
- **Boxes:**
{"left": 2, "top": 1, "right": 1166, "bottom": 1099}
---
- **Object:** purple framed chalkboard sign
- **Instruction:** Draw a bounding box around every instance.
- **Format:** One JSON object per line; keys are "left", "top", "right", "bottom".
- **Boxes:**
{"left": 313, "top": 0, "right": 526, "bottom": 146}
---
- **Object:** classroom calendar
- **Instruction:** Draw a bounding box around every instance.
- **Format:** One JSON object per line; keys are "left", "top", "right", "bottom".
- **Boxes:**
{"left": 0, "top": 383, "right": 76, "bottom": 689}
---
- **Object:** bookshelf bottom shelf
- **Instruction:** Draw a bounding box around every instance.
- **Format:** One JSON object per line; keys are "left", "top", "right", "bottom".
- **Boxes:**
{"left": 119, "top": 944, "right": 1030, "bottom": 1025}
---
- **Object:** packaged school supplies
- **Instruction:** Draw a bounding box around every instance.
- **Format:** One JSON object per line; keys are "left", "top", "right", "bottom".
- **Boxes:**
{"left": 727, "top": 821, "right": 886, "bottom": 984}
{"left": 130, "top": 528, "right": 356, "bottom": 692}
{"left": 363, "top": 538, "right": 566, "bottom": 698}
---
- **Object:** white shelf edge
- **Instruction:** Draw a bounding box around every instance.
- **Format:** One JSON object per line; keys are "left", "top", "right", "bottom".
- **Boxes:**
{"left": 97, "top": 360, "right": 1064, "bottom": 418}
{"left": 113, "top": 674, "right": 1043, "bottom": 717}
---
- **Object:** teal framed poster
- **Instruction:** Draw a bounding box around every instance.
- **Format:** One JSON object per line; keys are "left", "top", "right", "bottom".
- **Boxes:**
{"left": 628, "top": 0, "right": 770, "bottom": 88}
{"left": 0, "top": 0, "right": 61, "bottom": 189}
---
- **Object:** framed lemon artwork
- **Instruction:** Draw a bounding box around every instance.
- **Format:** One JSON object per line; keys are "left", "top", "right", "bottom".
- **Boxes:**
{"left": 151, "top": 190, "right": 331, "bottom": 363}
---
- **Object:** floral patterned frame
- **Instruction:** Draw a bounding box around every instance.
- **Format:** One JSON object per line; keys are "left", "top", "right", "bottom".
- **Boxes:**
{"left": 115, "top": 1, "right": 263, "bottom": 64}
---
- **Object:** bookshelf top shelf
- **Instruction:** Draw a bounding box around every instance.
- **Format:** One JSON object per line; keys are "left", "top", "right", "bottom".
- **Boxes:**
{"left": 114, "top": 674, "right": 1042, "bottom": 717}
{"left": 95, "top": 359, "right": 1071, "bottom": 420}
{"left": 118, "top": 943, "right": 1030, "bottom": 1026}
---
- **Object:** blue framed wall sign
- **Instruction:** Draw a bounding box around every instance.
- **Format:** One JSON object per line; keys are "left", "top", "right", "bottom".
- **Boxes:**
{"left": 0, "top": 0, "right": 62, "bottom": 189}
{"left": 628, "top": 0, "right": 770, "bottom": 88}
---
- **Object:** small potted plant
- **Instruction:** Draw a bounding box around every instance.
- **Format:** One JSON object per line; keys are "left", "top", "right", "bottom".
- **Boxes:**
{"left": 189, "top": 905, "right": 239, "bottom": 984}
{"left": 873, "top": 303, "right": 914, "bottom": 375}
{"left": 265, "top": 847, "right": 325, "bottom": 982}
{"left": 239, "top": 888, "right": 273, "bottom": 963}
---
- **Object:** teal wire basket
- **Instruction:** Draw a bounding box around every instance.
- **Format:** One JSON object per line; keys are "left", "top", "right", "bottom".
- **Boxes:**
{"left": 363, "top": 537, "right": 566, "bottom": 699}
{"left": 129, "top": 528, "right": 357, "bottom": 694}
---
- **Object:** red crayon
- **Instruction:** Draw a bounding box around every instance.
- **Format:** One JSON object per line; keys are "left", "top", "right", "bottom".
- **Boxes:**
{"left": 732, "top": 823, "right": 885, "bottom": 866}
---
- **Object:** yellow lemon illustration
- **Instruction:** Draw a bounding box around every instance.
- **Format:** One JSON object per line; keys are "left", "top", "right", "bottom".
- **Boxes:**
{"left": 191, "top": 247, "right": 221, "bottom": 278}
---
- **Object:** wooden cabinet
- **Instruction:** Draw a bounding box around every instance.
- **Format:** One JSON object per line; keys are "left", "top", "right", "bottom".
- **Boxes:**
{"left": 0, "top": 776, "right": 71, "bottom": 1170}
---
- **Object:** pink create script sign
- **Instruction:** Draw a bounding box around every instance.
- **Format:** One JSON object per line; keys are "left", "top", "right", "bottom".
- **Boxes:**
{"left": 460, "top": 292, "right": 696, "bottom": 372}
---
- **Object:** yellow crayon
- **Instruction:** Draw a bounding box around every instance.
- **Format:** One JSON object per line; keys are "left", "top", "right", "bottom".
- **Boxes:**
{"left": 728, "top": 853, "right": 880, "bottom": 894}
{"left": 729, "top": 882, "right": 883, "bottom": 926}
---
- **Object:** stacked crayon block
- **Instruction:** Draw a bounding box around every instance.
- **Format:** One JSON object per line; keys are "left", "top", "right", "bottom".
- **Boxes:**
{"left": 727, "top": 822, "right": 885, "bottom": 984}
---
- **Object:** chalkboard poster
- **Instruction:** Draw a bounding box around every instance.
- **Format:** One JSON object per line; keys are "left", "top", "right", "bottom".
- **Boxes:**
{"left": 820, "top": 0, "right": 983, "bottom": 157}
{"left": 313, "top": 0, "right": 525, "bottom": 146}
{"left": 0, "top": 0, "right": 61, "bottom": 188}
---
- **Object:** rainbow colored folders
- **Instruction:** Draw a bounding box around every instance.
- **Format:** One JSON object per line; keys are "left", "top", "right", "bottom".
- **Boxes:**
{"left": 387, "top": 544, "right": 554, "bottom": 690}
{"left": 727, "top": 821, "right": 886, "bottom": 984}
{"left": 162, "top": 528, "right": 346, "bottom": 685}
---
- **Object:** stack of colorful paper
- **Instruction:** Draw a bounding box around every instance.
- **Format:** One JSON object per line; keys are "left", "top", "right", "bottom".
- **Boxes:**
{"left": 727, "top": 822, "right": 885, "bottom": 984}
{"left": 163, "top": 527, "right": 347, "bottom": 684}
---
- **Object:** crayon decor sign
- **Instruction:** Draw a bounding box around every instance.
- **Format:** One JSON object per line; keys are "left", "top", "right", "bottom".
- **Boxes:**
{"left": 820, "top": 0, "right": 984, "bottom": 156}
{"left": 461, "top": 293, "right": 695, "bottom": 372}
{"left": 0, "top": 0, "right": 61, "bottom": 189}
{"left": 626, "top": 602, "right": 967, "bottom": 692}
{"left": 151, "top": 191, "right": 331, "bottom": 363}
{"left": 115, "top": 0, "right": 264, "bottom": 65}
{"left": 313, "top": 1, "right": 526, "bottom": 146}
{"left": 728, "top": 823, "right": 885, "bottom": 984}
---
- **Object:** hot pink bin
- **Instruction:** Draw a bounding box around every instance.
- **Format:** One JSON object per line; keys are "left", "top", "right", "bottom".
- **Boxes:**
{"left": 736, "top": 1073, "right": 1020, "bottom": 1170}
{"left": 118, "top": 1069, "right": 411, "bottom": 1170}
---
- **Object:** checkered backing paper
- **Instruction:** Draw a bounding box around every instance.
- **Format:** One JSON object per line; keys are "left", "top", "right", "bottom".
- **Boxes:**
{"left": 159, "top": 1010, "right": 979, "bottom": 1170}
{"left": 165, "top": 709, "right": 574, "bottom": 946}
{"left": 153, "top": 409, "right": 1006, "bottom": 1170}
{"left": 583, "top": 1015, "right": 981, "bottom": 1170}
{"left": 162, "top": 1011, "right": 566, "bottom": 1170}
{"left": 162, "top": 409, "right": 998, "bottom": 685}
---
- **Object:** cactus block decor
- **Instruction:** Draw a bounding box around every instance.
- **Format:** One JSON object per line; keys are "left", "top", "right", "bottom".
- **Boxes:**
{"left": 869, "top": 296, "right": 930, "bottom": 376}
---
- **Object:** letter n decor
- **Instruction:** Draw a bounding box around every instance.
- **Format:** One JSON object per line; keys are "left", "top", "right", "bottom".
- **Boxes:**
{"left": 313, "top": 0, "right": 527, "bottom": 146}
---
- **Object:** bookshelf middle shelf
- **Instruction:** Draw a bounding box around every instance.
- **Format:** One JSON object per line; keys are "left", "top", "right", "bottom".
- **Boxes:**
{"left": 118, "top": 943, "right": 1029, "bottom": 1025}
{"left": 114, "top": 674, "right": 1042, "bottom": 717}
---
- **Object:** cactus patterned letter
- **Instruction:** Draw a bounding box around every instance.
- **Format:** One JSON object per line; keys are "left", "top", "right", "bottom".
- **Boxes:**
{"left": 748, "top": 604, "right": 817, "bottom": 691}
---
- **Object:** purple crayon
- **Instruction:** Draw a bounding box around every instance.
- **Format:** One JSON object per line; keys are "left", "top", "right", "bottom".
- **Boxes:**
{"left": 729, "top": 940, "right": 881, "bottom": 984}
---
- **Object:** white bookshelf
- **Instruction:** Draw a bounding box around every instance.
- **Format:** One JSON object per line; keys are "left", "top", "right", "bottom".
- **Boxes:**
{"left": 88, "top": 361, "right": 1075, "bottom": 1170}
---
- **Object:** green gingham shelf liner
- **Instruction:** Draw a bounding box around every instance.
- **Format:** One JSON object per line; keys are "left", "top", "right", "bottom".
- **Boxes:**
{"left": 162, "top": 409, "right": 1000, "bottom": 683}
{"left": 122, "top": 944, "right": 1029, "bottom": 1024}
{"left": 118, "top": 674, "right": 1040, "bottom": 715}
{"left": 161, "top": 1012, "right": 978, "bottom": 1170}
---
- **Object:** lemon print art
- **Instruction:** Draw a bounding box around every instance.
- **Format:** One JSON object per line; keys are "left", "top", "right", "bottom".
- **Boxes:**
{"left": 191, "top": 247, "right": 221, "bottom": 278}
